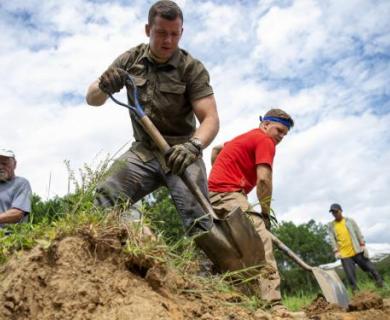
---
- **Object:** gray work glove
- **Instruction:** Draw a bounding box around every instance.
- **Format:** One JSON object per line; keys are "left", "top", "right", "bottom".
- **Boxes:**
{"left": 262, "top": 213, "right": 272, "bottom": 231}
{"left": 99, "top": 67, "right": 128, "bottom": 94}
{"left": 166, "top": 141, "right": 201, "bottom": 175}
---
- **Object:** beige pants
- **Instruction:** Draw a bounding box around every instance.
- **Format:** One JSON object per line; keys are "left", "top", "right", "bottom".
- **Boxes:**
{"left": 209, "top": 191, "right": 281, "bottom": 304}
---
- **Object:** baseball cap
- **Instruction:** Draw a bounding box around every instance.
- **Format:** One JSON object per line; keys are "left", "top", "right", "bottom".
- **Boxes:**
{"left": 0, "top": 149, "right": 15, "bottom": 158}
{"left": 329, "top": 203, "right": 342, "bottom": 212}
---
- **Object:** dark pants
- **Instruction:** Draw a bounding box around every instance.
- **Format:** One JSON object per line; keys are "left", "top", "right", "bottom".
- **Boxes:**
{"left": 341, "top": 252, "right": 383, "bottom": 291}
{"left": 94, "top": 149, "right": 213, "bottom": 235}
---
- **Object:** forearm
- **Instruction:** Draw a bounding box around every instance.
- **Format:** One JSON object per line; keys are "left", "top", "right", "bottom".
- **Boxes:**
{"left": 256, "top": 179, "right": 272, "bottom": 215}
{"left": 86, "top": 79, "right": 108, "bottom": 106}
{"left": 256, "top": 165, "right": 273, "bottom": 215}
{"left": 0, "top": 208, "right": 24, "bottom": 224}
{"left": 192, "top": 95, "right": 219, "bottom": 149}
{"left": 193, "top": 114, "right": 219, "bottom": 149}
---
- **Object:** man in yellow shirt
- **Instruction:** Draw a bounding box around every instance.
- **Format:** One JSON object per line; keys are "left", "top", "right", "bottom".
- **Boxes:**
{"left": 327, "top": 203, "right": 383, "bottom": 292}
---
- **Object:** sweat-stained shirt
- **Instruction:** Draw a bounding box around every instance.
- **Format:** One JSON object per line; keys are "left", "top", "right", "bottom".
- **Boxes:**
{"left": 208, "top": 128, "right": 276, "bottom": 195}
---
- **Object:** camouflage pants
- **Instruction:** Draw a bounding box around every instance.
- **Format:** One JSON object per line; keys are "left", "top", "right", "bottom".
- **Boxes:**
{"left": 95, "top": 149, "right": 213, "bottom": 234}
{"left": 209, "top": 191, "right": 282, "bottom": 304}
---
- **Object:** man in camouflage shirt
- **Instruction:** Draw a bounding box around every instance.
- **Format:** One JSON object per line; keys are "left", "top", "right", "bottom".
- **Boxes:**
{"left": 86, "top": 1, "right": 219, "bottom": 234}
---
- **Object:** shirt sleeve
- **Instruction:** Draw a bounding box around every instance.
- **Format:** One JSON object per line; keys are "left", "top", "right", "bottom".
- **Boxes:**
{"left": 255, "top": 137, "right": 275, "bottom": 168}
{"left": 12, "top": 179, "right": 32, "bottom": 214}
{"left": 109, "top": 51, "right": 132, "bottom": 69}
{"left": 186, "top": 59, "right": 214, "bottom": 102}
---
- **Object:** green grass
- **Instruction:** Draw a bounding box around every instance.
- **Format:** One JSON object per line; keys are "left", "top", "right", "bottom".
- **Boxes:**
{"left": 283, "top": 291, "right": 317, "bottom": 311}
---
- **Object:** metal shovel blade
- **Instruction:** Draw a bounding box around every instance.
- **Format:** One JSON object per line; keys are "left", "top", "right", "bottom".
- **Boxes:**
{"left": 195, "top": 207, "right": 266, "bottom": 273}
{"left": 271, "top": 233, "right": 349, "bottom": 309}
{"left": 312, "top": 267, "right": 349, "bottom": 309}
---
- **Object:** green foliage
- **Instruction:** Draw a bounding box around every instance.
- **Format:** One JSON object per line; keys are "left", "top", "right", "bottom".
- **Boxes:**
{"left": 273, "top": 219, "right": 334, "bottom": 294}
{"left": 0, "top": 158, "right": 112, "bottom": 264}
{"left": 142, "top": 187, "right": 184, "bottom": 245}
{"left": 282, "top": 291, "right": 316, "bottom": 311}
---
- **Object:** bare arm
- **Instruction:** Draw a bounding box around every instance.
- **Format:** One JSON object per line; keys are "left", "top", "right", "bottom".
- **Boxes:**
{"left": 0, "top": 208, "right": 24, "bottom": 224}
{"left": 211, "top": 144, "right": 223, "bottom": 166}
{"left": 256, "top": 164, "right": 273, "bottom": 215}
{"left": 86, "top": 79, "right": 108, "bottom": 106}
{"left": 192, "top": 94, "right": 219, "bottom": 149}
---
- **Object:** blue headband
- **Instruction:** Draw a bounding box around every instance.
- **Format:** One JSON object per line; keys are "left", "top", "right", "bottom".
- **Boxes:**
{"left": 259, "top": 116, "right": 292, "bottom": 129}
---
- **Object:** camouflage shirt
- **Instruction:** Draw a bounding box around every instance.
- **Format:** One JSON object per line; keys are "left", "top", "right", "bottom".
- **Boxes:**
{"left": 110, "top": 43, "right": 214, "bottom": 165}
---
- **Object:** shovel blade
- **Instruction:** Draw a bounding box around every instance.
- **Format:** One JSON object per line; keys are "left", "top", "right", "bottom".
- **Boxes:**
{"left": 312, "top": 267, "right": 349, "bottom": 309}
{"left": 195, "top": 207, "right": 265, "bottom": 273}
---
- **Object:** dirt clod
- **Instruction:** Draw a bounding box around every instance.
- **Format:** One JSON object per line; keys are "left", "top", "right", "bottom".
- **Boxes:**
{"left": 348, "top": 291, "right": 383, "bottom": 311}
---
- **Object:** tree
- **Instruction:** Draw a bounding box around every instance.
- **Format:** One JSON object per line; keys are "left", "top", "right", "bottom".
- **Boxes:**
{"left": 273, "top": 219, "right": 334, "bottom": 294}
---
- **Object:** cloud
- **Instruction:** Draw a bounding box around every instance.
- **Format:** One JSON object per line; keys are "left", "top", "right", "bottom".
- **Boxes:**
{"left": 1, "top": 0, "right": 389, "bottom": 245}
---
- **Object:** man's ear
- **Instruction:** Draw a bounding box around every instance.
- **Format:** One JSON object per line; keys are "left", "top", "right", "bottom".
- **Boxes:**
{"left": 145, "top": 24, "right": 150, "bottom": 37}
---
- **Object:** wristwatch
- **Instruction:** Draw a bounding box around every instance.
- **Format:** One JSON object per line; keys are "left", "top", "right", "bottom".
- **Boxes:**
{"left": 189, "top": 137, "right": 203, "bottom": 153}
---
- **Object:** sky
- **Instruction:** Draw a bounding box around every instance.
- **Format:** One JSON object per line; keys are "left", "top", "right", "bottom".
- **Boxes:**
{"left": 1, "top": 0, "right": 389, "bottom": 244}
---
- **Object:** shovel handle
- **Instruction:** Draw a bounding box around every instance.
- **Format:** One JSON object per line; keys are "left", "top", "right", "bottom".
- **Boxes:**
{"left": 270, "top": 232, "right": 313, "bottom": 271}
{"left": 138, "top": 116, "right": 218, "bottom": 220}
{"left": 139, "top": 116, "right": 171, "bottom": 153}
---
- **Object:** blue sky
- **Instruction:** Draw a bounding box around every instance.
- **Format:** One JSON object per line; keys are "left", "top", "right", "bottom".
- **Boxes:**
{"left": 1, "top": 0, "right": 389, "bottom": 245}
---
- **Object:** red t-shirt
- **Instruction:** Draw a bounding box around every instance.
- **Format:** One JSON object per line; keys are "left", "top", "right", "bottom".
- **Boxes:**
{"left": 208, "top": 128, "right": 276, "bottom": 194}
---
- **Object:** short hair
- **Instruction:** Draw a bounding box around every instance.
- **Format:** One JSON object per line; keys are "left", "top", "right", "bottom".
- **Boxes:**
{"left": 148, "top": 1, "right": 183, "bottom": 25}
{"left": 264, "top": 108, "right": 295, "bottom": 128}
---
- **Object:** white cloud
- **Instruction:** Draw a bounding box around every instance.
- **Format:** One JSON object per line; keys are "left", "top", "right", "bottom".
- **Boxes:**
{"left": 1, "top": 0, "right": 389, "bottom": 246}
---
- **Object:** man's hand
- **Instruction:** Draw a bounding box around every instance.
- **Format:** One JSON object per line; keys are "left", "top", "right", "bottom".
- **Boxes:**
{"left": 166, "top": 140, "right": 201, "bottom": 175}
{"left": 99, "top": 67, "right": 128, "bottom": 94}
{"left": 261, "top": 213, "right": 272, "bottom": 230}
{"left": 334, "top": 251, "right": 341, "bottom": 259}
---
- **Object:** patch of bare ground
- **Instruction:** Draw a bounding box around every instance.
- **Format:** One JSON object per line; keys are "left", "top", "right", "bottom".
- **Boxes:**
{"left": 1, "top": 224, "right": 389, "bottom": 320}
{"left": 305, "top": 292, "right": 390, "bottom": 320}
{"left": 0, "top": 225, "right": 264, "bottom": 320}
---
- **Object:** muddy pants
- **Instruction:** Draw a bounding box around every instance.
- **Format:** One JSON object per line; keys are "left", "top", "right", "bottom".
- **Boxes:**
{"left": 209, "top": 191, "right": 281, "bottom": 304}
{"left": 341, "top": 252, "right": 383, "bottom": 291}
{"left": 95, "top": 149, "right": 213, "bottom": 235}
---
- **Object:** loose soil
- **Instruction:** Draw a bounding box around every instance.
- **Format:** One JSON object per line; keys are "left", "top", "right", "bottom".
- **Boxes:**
{"left": 305, "top": 292, "right": 390, "bottom": 320}
{"left": 0, "top": 225, "right": 389, "bottom": 320}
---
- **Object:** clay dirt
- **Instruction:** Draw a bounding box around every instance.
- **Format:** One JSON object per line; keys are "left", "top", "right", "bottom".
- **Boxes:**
{"left": 0, "top": 224, "right": 389, "bottom": 320}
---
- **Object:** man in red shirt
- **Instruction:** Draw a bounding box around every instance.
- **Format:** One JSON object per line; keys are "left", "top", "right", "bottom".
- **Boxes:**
{"left": 208, "top": 108, "right": 294, "bottom": 316}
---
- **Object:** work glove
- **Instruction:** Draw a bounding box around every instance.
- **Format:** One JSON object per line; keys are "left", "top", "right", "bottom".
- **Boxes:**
{"left": 99, "top": 67, "right": 128, "bottom": 94}
{"left": 261, "top": 213, "right": 272, "bottom": 231}
{"left": 166, "top": 140, "right": 202, "bottom": 175}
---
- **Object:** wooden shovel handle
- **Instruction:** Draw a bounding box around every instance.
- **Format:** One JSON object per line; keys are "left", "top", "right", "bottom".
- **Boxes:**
{"left": 270, "top": 232, "right": 313, "bottom": 271}
{"left": 138, "top": 116, "right": 218, "bottom": 220}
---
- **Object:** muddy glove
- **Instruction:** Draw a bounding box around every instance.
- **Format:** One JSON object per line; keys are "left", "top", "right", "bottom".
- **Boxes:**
{"left": 262, "top": 213, "right": 272, "bottom": 231}
{"left": 99, "top": 67, "right": 128, "bottom": 94}
{"left": 166, "top": 138, "right": 202, "bottom": 175}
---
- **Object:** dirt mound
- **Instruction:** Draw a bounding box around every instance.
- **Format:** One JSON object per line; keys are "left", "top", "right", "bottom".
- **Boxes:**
{"left": 305, "top": 292, "right": 390, "bottom": 320}
{"left": 305, "top": 295, "right": 343, "bottom": 317}
{"left": 348, "top": 291, "right": 384, "bottom": 311}
{"left": 1, "top": 224, "right": 389, "bottom": 320}
{"left": 0, "top": 226, "right": 260, "bottom": 320}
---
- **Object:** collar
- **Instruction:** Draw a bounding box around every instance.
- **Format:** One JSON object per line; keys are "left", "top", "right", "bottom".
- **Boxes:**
{"left": 141, "top": 45, "right": 181, "bottom": 68}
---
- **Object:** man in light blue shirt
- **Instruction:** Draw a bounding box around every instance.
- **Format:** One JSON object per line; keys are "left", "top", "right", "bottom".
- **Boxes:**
{"left": 0, "top": 149, "right": 32, "bottom": 228}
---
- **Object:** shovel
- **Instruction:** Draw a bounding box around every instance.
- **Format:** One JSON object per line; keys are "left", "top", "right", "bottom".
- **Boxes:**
{"left": 270, "top": 232, "right": 349, "bottom": 309}
{"left": 107, "top": 75, "right": 266, "bottom": 273}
